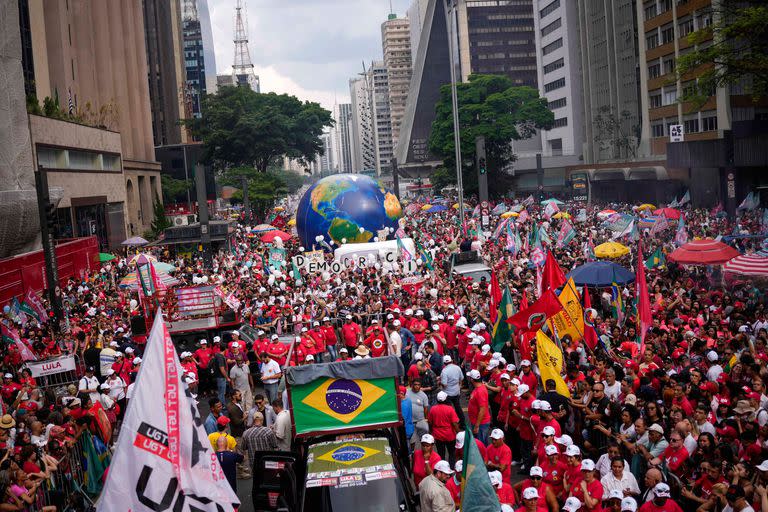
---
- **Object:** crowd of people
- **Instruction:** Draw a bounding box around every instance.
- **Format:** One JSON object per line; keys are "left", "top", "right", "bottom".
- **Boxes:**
{"left": 0, "top": 194, "right": 766, "bottom": 512}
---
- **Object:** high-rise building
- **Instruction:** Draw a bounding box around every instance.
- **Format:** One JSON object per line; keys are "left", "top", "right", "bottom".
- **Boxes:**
{"left": 143, "top": 0, "right": 189, "bottom": 147}
{"left": 332, "top": 103, "right": 354, "bottom": 174}
{"left": 350, "top": 76, "right": 377, "bottom": 173}
{"left": 370, "top": 61, "right": 394, "bottom": 176}
{"left": 182, "top": 0, "right": 217, "bottom": 118}
{"left": 382, "top": 14, "right": 413, "bottom": 151}
{"left": 407, "top": 0, "right": 429, "bottom": 66}
{"left": 16, "top": 0, "right": 163, "bottom": 246}
{"left": 311, "top": 132, "right": 334, "bottom": 175}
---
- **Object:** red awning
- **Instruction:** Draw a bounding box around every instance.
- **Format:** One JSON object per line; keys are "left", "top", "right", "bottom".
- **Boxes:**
{"left": 668, "top": 239, "right": 740, "bottom": 265}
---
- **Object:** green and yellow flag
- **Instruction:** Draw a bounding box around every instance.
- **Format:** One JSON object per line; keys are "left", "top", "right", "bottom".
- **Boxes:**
{"left": 536, "top": 330, "right": 570, "bottom": 397}
{"left": 645, "top": 247, "right": 666, "bottom": 269}
{"left": 290, "top": 377, "right": 399, "bottom": 436}
{"left": 461, "top": 428, "right": 501, "bottom": 511}
{"left": 491, "top": 286, "right": 516, "bottom": 352}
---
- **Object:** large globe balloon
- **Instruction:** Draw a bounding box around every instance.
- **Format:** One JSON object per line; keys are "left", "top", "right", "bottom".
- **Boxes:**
{"left": 296, "top": 174, "right": 403, "bottom": 250}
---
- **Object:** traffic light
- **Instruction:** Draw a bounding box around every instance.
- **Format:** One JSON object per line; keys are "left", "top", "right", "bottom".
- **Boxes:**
{"left": 478, "top": 157, "right": 487, "bottom": 175}
{"left": 45, "top": 203, "right": 56, "bottom": 232}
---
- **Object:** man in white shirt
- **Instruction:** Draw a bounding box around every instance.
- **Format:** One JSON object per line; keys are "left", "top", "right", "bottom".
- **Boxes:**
{"left": 272, "top": 399, "right": 292, "bottom": 452}
{"left": 387, "top": 320, "right": 402, "bottom": 357}
{"left": 602, "top": 369, "right": 621, "bottom": 402}
{"left": 78, "top": 366, "right": 100, "bottom": 404}
{"left": 260, "top": 354, "right": 282, "bottom": 404}
{"left": 706, "top": 351, "right": 724, "bottom": 382}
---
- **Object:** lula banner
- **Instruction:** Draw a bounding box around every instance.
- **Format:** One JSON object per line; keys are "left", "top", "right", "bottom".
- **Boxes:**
{"left": 97, "top": 311, "right": 239, "bottom": 512}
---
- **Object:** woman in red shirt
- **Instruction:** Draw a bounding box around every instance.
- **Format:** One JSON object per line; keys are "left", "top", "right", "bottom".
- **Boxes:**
{"left": 412, "top": 434, "right": 442, "bottom": 487}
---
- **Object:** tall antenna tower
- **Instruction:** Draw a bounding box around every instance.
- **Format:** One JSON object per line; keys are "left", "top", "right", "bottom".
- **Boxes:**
{"left": 232, "top": 0, "right": 260, "bottom": 92}
{"left": 182, "top": 0, "right": 198, "bottom": 21}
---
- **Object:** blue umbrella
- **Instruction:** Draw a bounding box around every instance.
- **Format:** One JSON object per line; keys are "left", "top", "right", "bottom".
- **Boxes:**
{"left": 566, "top": 261, "right": 635, "bottom": 287}
{"left": 427, "top": 204, "right": 448, "bottom": 213}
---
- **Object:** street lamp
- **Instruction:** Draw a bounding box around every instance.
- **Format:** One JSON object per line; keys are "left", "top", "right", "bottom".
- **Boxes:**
{"left": 443, "top": 0, "right": 465, "bottom": 229}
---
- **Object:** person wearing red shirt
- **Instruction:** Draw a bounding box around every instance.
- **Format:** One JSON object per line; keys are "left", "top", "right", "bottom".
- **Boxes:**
{"left": 442, "top": 317, "right": 458, "bottom": 355}
{"left": 683, "top": 461, "right": 726, "bottom": 503}
{"left": 489, "top": 471, "right": 515, "bottom": 505}
{"left": 512, "top": 384, "right": 536, "bottom": 472}
{"left": 563, "top": 445, "right": 583, "bottom": 497}
{"left": 266, "top": 335, "right": 288, "bottom": 367}
{"left": 515, "top": 486, "right": 549, "bottom": 512}
{"left": 320, "top": 317, "right": 338, "bottom": 360}
{"left": 411, "top": 311, "right": 428, "bottom": 344}
{"left": 407, "top": 355, "right": 424, "bottom": 384}
{"left": 570, "top": 459, "right": 603, "bottom": 512}
{"left": 512, "top": 467, "right": 558, "bottom": 512}
{"left": 412, "top": 434, "right": 442, "bottom": 487}
{"left": 309, "top": 322, "right": 325, "bottom": 362}
{"left": 445, "top": 460, "right": 462, "bottom": 508}
{"left": 486, "top": 428, "right": 513, "bottom": 484}
{"left": 455, "top": 431, "right": 486, "bottom": 463}
{"left": 496, "top": 375, "right": 515, "bottom": 426}
{"left": 111, "top": 353, "right": 132, "bottom": 384}
{"left": 341, "top": 315, "right": 362, "bottom": 349}
{"left": 0, "top": 374, "right": 21, "bottom": 402}
{"left": 652, "top": 433, "right": 688, "bottom": 478}
{"left": 638, "top": 483, "right": 683, "bottom": 512}
{"left": 540, "top": 444, "right": 568, "bottom": 499}
{"left": 456, "top": 323, "right": 470, "bottom": 360}
{"left": 179, "top": 353, "right": 198, "bottom": 381}
{"left": 364, "top": 326, "right": 388, "bottom": 358}
{"left": 467, "top": 370, "right": 491, "bottom": 443}
{"left": 194, "top": 340, "right": 213, "bottom": 370}
{"left": 519, "top": 360, "right": 539, "bottom": 395}
{"left": 427, "top": 392, "right": 459, "bottom": 466}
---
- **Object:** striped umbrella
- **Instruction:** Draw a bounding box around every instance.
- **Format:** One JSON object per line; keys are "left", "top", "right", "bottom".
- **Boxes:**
{"left": 723, "top": 250, "right": 768, "bottom": 276}
{"left": 119, "top": 271, "right": 180, "bottom": 290}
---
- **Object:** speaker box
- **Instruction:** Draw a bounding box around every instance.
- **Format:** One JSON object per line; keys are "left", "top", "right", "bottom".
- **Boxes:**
{"left": 130, "top": 315, "right": 148, "bottom": 337}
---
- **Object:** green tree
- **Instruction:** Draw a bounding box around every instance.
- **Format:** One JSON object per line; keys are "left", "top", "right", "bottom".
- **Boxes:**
{"left": 186, "top": 86, "right": 333, "bottom": 172}
{"left": 220, "top": 166, "right": 289, "bottom": 219}
{"left": 160, "top": 175, "right": 192, "bottom": 203}
{"left": 428, "top": 74, "right": 554, "bottom": 196}
{"left": 676, "top": 2, "right": 768, "bottom": 107}
{"left": 148, "top": 199, "right": 171, "bottom": 239}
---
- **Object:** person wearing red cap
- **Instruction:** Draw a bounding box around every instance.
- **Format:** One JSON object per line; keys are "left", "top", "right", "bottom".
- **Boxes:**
{"left": 208, "top": 415, "right": 236, "bottom": 451}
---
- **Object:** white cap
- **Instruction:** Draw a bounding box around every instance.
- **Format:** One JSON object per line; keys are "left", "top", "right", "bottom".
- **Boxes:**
{"left": 301, "top": 327, "right": 308, "bottom": 333}
{"left": 506, "top": 363, "right": 516, "bottom": 372}
{"left": 271, "top": 334, "right": 279, "bottom": 340}
{"left": 455, "top": 460, "right": 463, "bottom": 473}
{"left": 393, "top": 320, "right": 401, "bottom": 327}
{"left": 516, "top": 384, "right": 530, "bottom": 396}
{"left": 707, "top": 350, "right": 719, "bottom": 362}
{"left": 467, "top": 369, "right": 481, "bottom": 380}
{"left": 542, "top": 426, "right": 556, "bottom": 436}
{"left": 100, "top": 383, "right": 110, "bottom": 390}
{"left": 416, "top": 310, "right": 424, "bottom": 316}
{"left": 258, "top": 329, "right": 266, "bottom": 335}
{"left": 490, "top": 428, "right": 505, "bottom": 440}
{"left": 545, "top": 444, "right": 559, "bottom": 456}
{"left": 653, "top": 483, "right": 671, "bottom": 498}
{"left": 405, "top": 308, "right": 413, "bottom": 315}
{"left": 231, "top": 342, "right": 240, "bottom": 349}
{"left": 500, "top": 373, "right": 510, "bottom": 380}
{"left": 607, "top": 489, "right": 624, "bottom": 500}
{"left": 511, "top": 378, "right": 521, "bottom": 386}
{"left": 529, "top": 466, "right": 543, "bottom": 477}
{"left": 539, "top": 400, "right": 552, "bottom": 411}
{"left": 501, "top": 506, "right": 513, "bottom": 512}
{"left": 213, "top": 336, "right": 221, "bottom": 343}
{"left": 232, "top": 330, "right": 239, "bottom": 336}
{"left": 487, "top": 359, "right": 499, "bottom": 369}
{"left": 125, "top": 347, "right": 135, "bottom": 354}
{"left": 523, "top": 487, "right": 539, "bottom": 500}
{"left": 566, "top": 445, "right": 581, "bottom": 457}
{"left": 116, "top": 327, "right": 124, "bottom": 333}
{"left": 312, "top": 321, "right": 319, "bottom": 326}
{"left": 339, "top": 347, "right": 348, "bottom": 353}
{"left": 563, "top": 497, "right": 583, "bottom": 512}
{"left": 621, "top": 497, "right": 638, "bottom": 512}
{"left": 421, "top": 434, "right": 435, "bottom": 444}
{"left": 481, "top": 344, "right": 491, "bottom": 354}
{"left": 393, "top": 308, "right": 401, "bottom": 314}
{"left": 199, "top": 339, "right": 208, "bottom": 345}
{"left": 437, "top": 391, "right": 448, "bottom": 402}
{"left": 109, "top": 341, "right": 119, "bottom": 347}
{"left": 345, "top": 314, "right": 353, "bottom": 320}
{"left": 455, "top": 431, "right": 466, "bottom": 448}
{"left": 531, "top": 400, "right": 541, "bottom": 409}
{"left": 478, "top": 322, "right": 486, "bottom": 330}
{"left": 580, "top": 459, "right": 596, "bottom": 471}
{"left": 414, "top": 352, "right": 424, "bottom": 361}
{"left": 491, "top": 352, "right": 502, "bottom": 360}
{"left": 105, "top": 369, "right": 115, "bottom": 376}
{"left": 322, "top": 316, "right": 331, "bottom": 322}
{"left": 555, "top": 434, "right": 573, "bottom": 446}
{"left": 648, "top": 423, "right": 664, "bottom": 434}
{"left": 305, "top": 354, "right": 314, "bottom": 361}
{"left": 443, "top": 355, "right": 452, "bottom": 364}
{"left": 757, "top": 460, "right": 768, "bottom": 472}
{"left": 433, "top": 460, "right": 453, "bottom": 475}
{"left": 133, "top": 357, "right": 142, "bottom": 365}
{"left": 386, "top": 314, "right": 395, "bottom": 320}
{"left": 431, "top": 324, "right": 439, "bottom": 331}
{"left": 488, "top": 470, "right": 502, "bottom": 488}
{"left": 371, "top": 319, "right": 378, "bottom": 324}
{"left": 469, "top": 337, "right": 482, "bottom": 345}
{"left": 520, "top": 359, "right": 531, "bottom": 366}
{"left": 471, "top": 324, "right": 481, "bottom": 332}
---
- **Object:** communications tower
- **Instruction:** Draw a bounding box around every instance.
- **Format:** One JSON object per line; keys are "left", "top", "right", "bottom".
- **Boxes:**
{"left": 232, "top": 0, "right": 260, "bottom": 92}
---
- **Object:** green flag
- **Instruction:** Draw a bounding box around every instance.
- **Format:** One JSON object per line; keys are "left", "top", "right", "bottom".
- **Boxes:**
{"left": 644, "top": 247, "right": 666, "bottom": 269}
{"left": 18, "top": 301, "right": 40, "bottom": 323}
{"left": 491, "top": 286, "right": 515, "bottom": 352}
{"left": 461, "top": 428, "right": 500, "bottom": 511}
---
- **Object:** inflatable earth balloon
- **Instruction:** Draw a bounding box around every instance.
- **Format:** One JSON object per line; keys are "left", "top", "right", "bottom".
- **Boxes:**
{"left": 296, "top": 174, "right": 402, "bottom": 250}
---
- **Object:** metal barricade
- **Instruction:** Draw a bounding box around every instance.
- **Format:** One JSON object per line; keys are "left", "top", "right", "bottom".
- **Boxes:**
{"left": 35, "top": 434, "right": 98, "bottom": 511}
{"left": 23, "top": 354, "right": 81, "bottom": 401}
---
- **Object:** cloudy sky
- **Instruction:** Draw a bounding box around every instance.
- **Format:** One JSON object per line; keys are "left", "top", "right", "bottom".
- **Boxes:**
{"left": 208, "top": 0, "right": 413, "bottom": 110}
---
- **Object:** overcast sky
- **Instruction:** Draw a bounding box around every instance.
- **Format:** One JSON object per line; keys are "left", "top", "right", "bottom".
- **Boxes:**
{"left": 208, "top": 0, "right": 413, "bottom": 110}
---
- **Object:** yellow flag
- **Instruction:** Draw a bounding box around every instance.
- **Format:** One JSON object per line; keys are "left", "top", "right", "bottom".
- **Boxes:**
{"left": 536, "top": 330, "right": 570, "bottom": 397}
{"left": 546, "top": 278, "right": 584, "bottom": 344}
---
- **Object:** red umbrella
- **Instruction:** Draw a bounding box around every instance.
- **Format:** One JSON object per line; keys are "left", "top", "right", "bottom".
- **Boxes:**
{"left": 668, "top": 239, "right": 740, "bottom": 265}
{"left": 260, "top": 230, "right": 292, "bottom": 243}
{"left": 654, "top": 207, "right": 681, "bottom": 220}
{"left": 722, "top": 251, "right": 768, "bottom": 276}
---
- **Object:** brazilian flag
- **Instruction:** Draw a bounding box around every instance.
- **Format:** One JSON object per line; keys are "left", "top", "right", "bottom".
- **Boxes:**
{"left": 461, "top": 428, "right": 500, "bottom": 511}
{"left": 290, "top": 377, "right": 399, "bottom": 436}
{"left": 645, "top": 247, "right": 666, "bottom": 269}
{"left": 491, "top": 286, "right": 515, "bottom": 352}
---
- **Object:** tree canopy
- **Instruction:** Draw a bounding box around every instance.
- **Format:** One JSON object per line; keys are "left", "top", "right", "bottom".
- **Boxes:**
{"left": 160, "top": 175, "right": 192, "bottom": 204}
{"left": 676, "top": 2, "right": 768, "bottom": 107}
{"left": 186, "top": 86, "right": 333, "bottom": 172}
{"left": 428, "top": 74, "right": 554, "bottom": 196}
{"left": 219, "top": 166, "right": 305, "bottom": 219}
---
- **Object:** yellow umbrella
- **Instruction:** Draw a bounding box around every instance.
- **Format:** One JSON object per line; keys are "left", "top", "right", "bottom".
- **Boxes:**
{"left": 452, "top": 203, "right": 470, "bottom": 210}
{"left": 636, "top": 203, "right": 656, "bottom": 211}
{"left": 594, "top": 242, "right": 630, "bottom": 259}
{"left": 287, "top": 218, "right": 296, "bottom": 227}
{"left": 421, "top": 204, "right": 433, "bottom": 211}
{"left": 500, "top": 211, "right": 519, "bottom": 218}
{"left": 553, "top": 212, "right": 571, "bottom": 219}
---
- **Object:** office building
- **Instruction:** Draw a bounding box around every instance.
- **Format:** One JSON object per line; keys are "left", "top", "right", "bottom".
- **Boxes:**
{"left": 182, "top": 0, "right": 217, "bottom": 118}
{"left": 407, "top": 0, "right": 430, "bottom": 66}
{"left": 217, "top": 74, "right": 235, "bottom": 89}
{"left": 15, "top": 0, "right": 162, "bottom": 248}
{"left": 370, "top": 61, "right": 394, "bottom": 176}
{"left": 382, "top": 14, "right": 413, "bottom": 150}
{"left": 350, "top": 76, "right": 377, "bottom": 173}
{"left": 332, "top": 103, "right": 354, "bottom": 174}
{"left": 310, "top": 132, "right": 334, "bottom": 175}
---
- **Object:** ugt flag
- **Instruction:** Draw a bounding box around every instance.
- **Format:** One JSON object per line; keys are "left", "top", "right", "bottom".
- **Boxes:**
{"left": 97, "top": 311, "right": 239, "bottom": 512}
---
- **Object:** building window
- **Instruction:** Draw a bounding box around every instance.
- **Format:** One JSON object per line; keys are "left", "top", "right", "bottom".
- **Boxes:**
{"left": 550, "top": 138, "right": 563, "bottom": 156}
{"left": 651, "top": 122, "right": 665, "bottom": 137}
{"left": 649, "top": 90, "right": 662, "bottom": 108}
{"left": 544, "top": 77, "right": 566, "bottom": 92}
{"left": 659, "top": 0, "right": 672, "bottom": 13}
{"left": 540, "top": 0, "right": 560, "bottom": 19}
{"left": 543, "top": 58, "right": 564, "bottom": 74}
{"left": 663, "top": 57, "right": 675, "bottom": 75}
{"left": 684, "top": 118, "right": 699, "bottom": 133}
{"left": 552, "top": 117, "right": 568, "bottom": 128}
{"left": 646, "top": 32, "right": 659, "bottom": 50}
{"left": 541, "top": 18, "right": 561, "bottom": 37}
{"left": 548, "top": 97, "right": 567, "bottom": 109}
{"left": 663, "top": 88, "right": 678, "bottom": 105}
{"left": 679, "top": 17, "right": 694, "bottom": 37}
{"left": 698, "top": 10, "right": 713, "bottom": 28}
{"left": 644, "top": 2, "right": 657, "bottom": 21}
{"left": 543, "top": 38, "right": 563, "bottom": 56}
{"left": 648, "top": 63, "right": 662, "bottom": 78}
{"left": 661, "top": 24, "right": 675, "bottom": 44}
{"left": 701, "top": 112, "right": 718, "bottom": 131}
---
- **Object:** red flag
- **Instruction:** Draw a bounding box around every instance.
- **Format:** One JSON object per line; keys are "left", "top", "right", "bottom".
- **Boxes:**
{"left": 582, "top": 285, "right": 599, "bottom": 350}
{"left": 541, "top": 251, "right": 566, "bottom": 293}
{"left": 636, "top": 241, "right": 653, "bottom": 354}
{"left": 490, "top": 270, "right": 502, "bottom": 325}
{"left": 506, "top": 289, "right": 563, "bottom": 333}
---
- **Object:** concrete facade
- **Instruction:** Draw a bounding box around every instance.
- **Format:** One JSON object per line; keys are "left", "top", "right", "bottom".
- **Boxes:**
{"left": 350, "top": 76, "right": 377, "bottom": 173}
{"left": 382, "top": 15, "right": 413, "bottom": 151}
{"left": 370, "top": 61, "right": 394, "bottom": 176}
